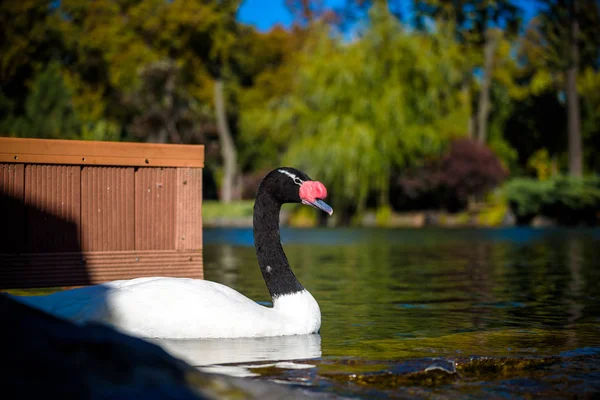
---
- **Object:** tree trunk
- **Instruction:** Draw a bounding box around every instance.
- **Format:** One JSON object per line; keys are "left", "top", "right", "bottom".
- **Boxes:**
{"left": 165, "top": 119, "right": 181, "bottom": 144}
{"left": 476, "top": 28, "right": 499, "bottom": 144}
{"left": 378, "top": 171, "right": 389, "bottom": 208}
{"left": 163, "top": 70, "right": 181, "bottom": 144}
{"left": 214, "top": 78, "right": 238, "bottom": 203}
{"left": 147, "top": 128, "right": 168, "bottom": 143}
{"left": 567, "top": 0, "right": 582, "bottom": 177}
{"left": 462, "top": 80, "right": 475, "bottom": 139}
{"left": 469, "top": 113, "right": 476, "bottom": 140}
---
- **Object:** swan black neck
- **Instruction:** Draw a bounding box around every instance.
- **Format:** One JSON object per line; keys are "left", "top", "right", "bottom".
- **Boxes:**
{"left": 253, "top": 190, "right": 304, "bottom": 300}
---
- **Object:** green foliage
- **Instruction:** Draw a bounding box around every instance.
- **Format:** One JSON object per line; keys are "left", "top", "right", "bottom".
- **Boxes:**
{"left": 530, "top": 1, "right": 600, "bottom": 74}
{"left": 287, "top": 205, "right": 319, "bottom": 228}
{"left": 487, "top": 84, "right": 518, "bottom": 169}
{"left": 503, "top": 175, "right": 600, "bottom": 226}
{"left": 512, "top": 0, "right": 600, "bottom": 175}
{"left": 126, "top": 59, "right": 211, "bottom": 144}
{"left": 578, "top": 67, "right": 600, "bottom": 171}
{"left": 502, "top": 178, "right": 555, "bottom": 224}
{"left": 375, "top": 205, "right": 393, "bottom": 227}
{"left": 80, "top": 119, "right": 121, "bottom": 142}
{"left": 526, "top": 149, "right": 556, "bottom": 180}
{"left": 243, "top": 5, "right": 470, "bottom": 216}
{"left": 1, "top": 61, "right": 82, "bottom": 139}
{"left": 202, "top": 200, "right": 254, "bottom": 219}
{"left": 476, "top": 191, "right": 510, "bottom": 226}
{"left": 543, "top": 175, "right": 600, "bottom": 225}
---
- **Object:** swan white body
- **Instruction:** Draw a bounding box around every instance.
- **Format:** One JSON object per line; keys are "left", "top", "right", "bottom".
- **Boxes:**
{"left": 14, "top": 276, "right": 321, "bottom": 339}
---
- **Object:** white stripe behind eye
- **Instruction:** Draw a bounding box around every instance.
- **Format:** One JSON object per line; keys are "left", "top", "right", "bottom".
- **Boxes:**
{"left": 278, "top": 169, "right": 304, "bottom": 186}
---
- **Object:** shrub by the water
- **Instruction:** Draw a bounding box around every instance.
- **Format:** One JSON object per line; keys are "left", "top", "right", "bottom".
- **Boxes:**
{"left": 393, "top": 139, "right": 508, "bottom": 212}
{"left": 503, "top": 175, "right": 600, "bottom": 226}
{"left": 502, "top": 178, "right": 554, "bottom": 225}
{"left": 436, "top": 139, "right": 509, "bottom": 208}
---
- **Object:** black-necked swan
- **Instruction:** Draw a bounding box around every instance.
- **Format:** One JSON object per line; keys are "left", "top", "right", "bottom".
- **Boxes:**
{"left": 9, "top": 167, "right": 333, "bottom": 339}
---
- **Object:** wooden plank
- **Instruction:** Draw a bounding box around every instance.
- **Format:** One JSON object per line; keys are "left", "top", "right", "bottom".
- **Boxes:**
{"left": 81, "top": 167, "right": 135, "bottom": 252}
{"left": 0, "top": 137, "right": 204, "bottom": 168}
{"left": 175, "top": 168, "right": 203, "bottom": 250}
{"left": 24, "top": 165, "right": 81, "bottom": 253}
{"left": 0, "top": 164, "right": 25, "bottom": 253}
{"left": 135, "top": 168, "right": 177, "bottom": 250}
{"left": 0, "top": 250, "right": 203, "bottom": 289}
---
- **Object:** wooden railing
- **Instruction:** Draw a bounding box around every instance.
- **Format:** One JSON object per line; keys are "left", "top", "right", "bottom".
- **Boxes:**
{"left": 0, "top": 137, "right": 204, "bottom": 289}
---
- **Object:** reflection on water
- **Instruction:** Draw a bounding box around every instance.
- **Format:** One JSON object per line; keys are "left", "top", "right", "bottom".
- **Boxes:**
{"left": 150, "top": 334, "right": 321, "bottom": 369}
{"left": 166, "top": 227, "right": 600, "bottom": 398}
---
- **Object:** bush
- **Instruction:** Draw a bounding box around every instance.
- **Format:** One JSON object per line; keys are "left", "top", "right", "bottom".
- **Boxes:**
{"left": 502, "top": 178, "right": 554, "bottom": 224}
{"left": 437, "top": 139, "right": 509, "bottom": 203}
{"left": 543, "top": 176, "right": 600, "bottom": 225}
{"left": 393, "top": 138, "right": 508, "bottom": 212}
{"left": 503, "top": 175, "right": 600, "bottom": 226}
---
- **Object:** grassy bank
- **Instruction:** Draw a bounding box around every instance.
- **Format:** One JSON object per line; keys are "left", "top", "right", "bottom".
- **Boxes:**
{"left": 202, "top": 200, "right": 254, "bottom": 227}
{"left": 202, "top": 199, "right": 515, "bottom": 228}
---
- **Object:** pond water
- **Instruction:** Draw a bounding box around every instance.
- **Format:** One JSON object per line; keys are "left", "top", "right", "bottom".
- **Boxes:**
{"left": 160, "top": 227, "right": 600, "bottom": 399}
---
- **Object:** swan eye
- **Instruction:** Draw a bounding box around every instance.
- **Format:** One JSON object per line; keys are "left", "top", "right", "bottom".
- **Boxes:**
{"left": 277, "top": 169, "right": 304, "bottom": 186}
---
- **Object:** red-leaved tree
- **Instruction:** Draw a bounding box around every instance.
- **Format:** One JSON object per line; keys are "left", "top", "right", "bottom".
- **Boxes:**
{"left": 394, "top": 138, "right": 508, "bottom": 211}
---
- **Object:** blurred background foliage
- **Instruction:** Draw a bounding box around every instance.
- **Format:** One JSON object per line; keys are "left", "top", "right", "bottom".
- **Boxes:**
{"left": 1, "top": 0, "right": 599, "bottom": 225}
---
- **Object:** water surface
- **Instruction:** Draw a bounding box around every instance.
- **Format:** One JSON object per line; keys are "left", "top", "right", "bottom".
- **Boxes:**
{"left": 190, "top": 227, "right": 600, "bottom": 398}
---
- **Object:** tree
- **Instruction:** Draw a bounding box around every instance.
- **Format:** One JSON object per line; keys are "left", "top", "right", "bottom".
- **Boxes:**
{"left": 127, "top": 59, "right": 210, "bottom": 144}
{"left": 213, "top": 78, "right": 238, "bottom": 202}
{"left": 579, "top": 66, "right": 600, "bottom": 172}
{"left": 54, "top": 0, "right": 245, "bottom": 200}
{"left": 414, "top": 0, "right": 521, "bottom": 143}
{"left": 1, "top": 61, "right": 82, "bottom": 139}
{"left": 237, "top": 25, "right": 311, "bottom": 173}
{"left": 244, "top": 5, "right": 469, "bottom": 219}
{"left": 566, "top": 0, "right": 582, "bottom": 176}
{"left": 476, "top": 26, "right": 500, "bottom": 144}
{"left": 520, "top": 0, "right": 600, "bottom": 176}
{"left": 209, "top": 1, "right": 242, "bottom": 203}
{"left": 1, "top": 0, "right": 66, "bottom": 124}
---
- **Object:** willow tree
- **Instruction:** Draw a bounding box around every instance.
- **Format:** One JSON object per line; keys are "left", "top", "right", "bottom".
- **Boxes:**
{"left": 243, "top": 5, "right": 468, "bottom": 219}
{"left": 414, "top": 0, "right": 521, "bottom": 144}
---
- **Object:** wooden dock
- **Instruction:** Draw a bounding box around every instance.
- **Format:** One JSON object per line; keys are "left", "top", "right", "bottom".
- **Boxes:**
{"left": 0, "top": 137, "right": 204, "bottom": 289}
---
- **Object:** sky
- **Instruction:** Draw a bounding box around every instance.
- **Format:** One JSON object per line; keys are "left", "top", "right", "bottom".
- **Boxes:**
{"left": 236, "top": 0, "right": 542, "bottom": 32}
{"left": 237, "top": 0, "right": 308, "bottom": 31}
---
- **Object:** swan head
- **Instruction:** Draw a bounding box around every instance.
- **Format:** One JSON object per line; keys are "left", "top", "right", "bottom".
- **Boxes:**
{"left": 265, "top": 167, "right": 333, "bottom": 216}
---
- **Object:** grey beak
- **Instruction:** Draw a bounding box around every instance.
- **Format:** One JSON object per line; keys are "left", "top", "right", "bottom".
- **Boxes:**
{"left": 302, "top": 199, "right": 333, "bottom": 216}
